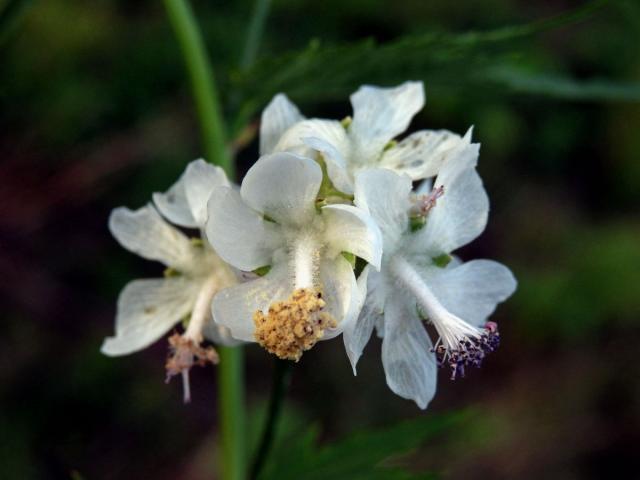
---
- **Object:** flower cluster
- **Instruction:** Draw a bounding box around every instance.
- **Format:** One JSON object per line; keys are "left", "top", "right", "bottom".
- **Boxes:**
{"left": 103, "top": 81, "right": 516, "bottom": 408}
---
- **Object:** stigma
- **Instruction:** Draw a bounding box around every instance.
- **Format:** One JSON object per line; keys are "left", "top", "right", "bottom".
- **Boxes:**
{"left": 253, "top": 288, "right": 337, "bottom": 361}
{"left": 165, "top": 333, "right": 219, "bottom": 403}
{"left": 410, "top": 185, "right": 444, "bottom": 217}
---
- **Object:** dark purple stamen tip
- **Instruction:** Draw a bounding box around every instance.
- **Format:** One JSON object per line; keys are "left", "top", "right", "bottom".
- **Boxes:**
{"left": 431, "top": 322, "right": 500, "bottom": 380}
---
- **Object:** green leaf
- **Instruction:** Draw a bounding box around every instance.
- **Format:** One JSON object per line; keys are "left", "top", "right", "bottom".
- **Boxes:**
{"left": 259, "top": 411, "right": 470, "bottom": 480}
{"left": 228, "top": 0, "right": 616, "bottom": 130}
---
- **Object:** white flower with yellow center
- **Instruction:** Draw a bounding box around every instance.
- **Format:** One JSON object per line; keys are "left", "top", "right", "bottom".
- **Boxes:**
{"left": 270, "top": 81, "right": 472, "bottom": 194}
{"left": 102, "top": 159, "right": 237, "bottom": 402}
{"left": 206, "top": 151, "right": 382, "bottom": 361}
{"left": 344, "top": 144, "right": 517, "bottom": 409}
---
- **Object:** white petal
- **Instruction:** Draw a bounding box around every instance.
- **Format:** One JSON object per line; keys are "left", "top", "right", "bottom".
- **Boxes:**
{"left": 206, "top": 186, "right": 282, "bottom": 272}
{"left": 275, "top": 118, "right": 348, "bottom": 156}
{"left": 418, "top": 259, "right": 517, "bottom": 327}
{"left": 354, "top": 168, "right": 411, "bottom": 250}
{"left": 153, "top": 173, "right": 198, "bottom": 228}
{"left": 183, "top": 159, "right": 230, "bottom": 227}
{"left": 322, "top": 204, "right": 382, "bottom": 269}
{"left": 342, "top": 266, "right": 376, "bottom": 373}
{"left": 101, "top": 277, "right": 199, "bottom": 356}
{"left": 109, "top": 205, "right": 195, "bottom": 270}
{"left": 275, "top": 118, "right": 354, "bottom": 193}
{"left": 350, "top": 81, "right": 425, "bottom": 161}
{"left": 318, "top": 255, "right": 358, "bottom": 339}
{"left": 303, "top": 136, "right": 354, "bottom": 194}
{"left": 202, "top": 319, "right": 243, "bottom": 346}
{"left": 240, "top": 152, "right": 322, "bottom": 226}
{"left": 381, "top": 294, "right": 437, "bottom": 409}
{"left": 260, "top": 94, "right": 305, "bottom": 155}
{"left": 379, "top": 127, "right": 472, "bottom": 180}
{"left": 410, "top": 143, "right": 486, "bottom": 254}
{"left": 211, "top": 262, "right": 291, "bottom": 342}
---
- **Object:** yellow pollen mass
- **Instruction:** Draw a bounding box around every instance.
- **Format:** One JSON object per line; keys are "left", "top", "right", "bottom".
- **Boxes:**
{"left": 253, "top": 288, "right": 337, "bottom": 361}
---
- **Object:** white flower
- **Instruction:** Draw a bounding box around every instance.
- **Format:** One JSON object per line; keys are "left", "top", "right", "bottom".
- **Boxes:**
{"left": 102, "top": 159, "right": 238, "bottom": 402}
{"left": 206, "top": 151, "right": 382, "bottom": 361}
{"left": 270, "top": 81, "right": 472, "bottom": 194}
{"left": 344, "top": 144, "right": 517, "bottom": 409}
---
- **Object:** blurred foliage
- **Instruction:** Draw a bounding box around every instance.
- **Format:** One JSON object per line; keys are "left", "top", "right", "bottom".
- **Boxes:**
{"left": 258, "top": 408, "right": 468, "bottom": 479}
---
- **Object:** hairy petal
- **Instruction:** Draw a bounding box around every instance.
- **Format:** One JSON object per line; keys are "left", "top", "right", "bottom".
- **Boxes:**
{"left": 260, "top": 94, "right": 305, "bottom": 155}
{"left": 183, "top": 159, "right": 230, "bottom": 226}
{"left": 206, "top": 186, "right": 282, "bottom": 272}
{"left": 379, "top": 127, "right": 472, "bottom": 180}
{"left": 354, "top": 168, "right": 412, "bottom": 250}
{"left": 381, "top": 294, "right": 437, "bottom": 409}
{"left": 211, "top": 262, "right": 291, "bottom": 342}
{"left": 109, "top": 205, "right": 195, "bottom": 270}
{"left": 101, "top": 277, "right": 199, "bottom": 356}
{"left": 153, "top": 173, "right": 198, "bottom": 229}
{"left": 240, "top": 152, "right": 322, "bottom": 226}
{"left": 322, "top": 204, "right": 382, "bottom": 269}
{"left": 417, "top": 259, "right": 517, "bottom": 327}
{"left": 350, "top": 81, "right": 425, "bottom": 161}
{"left": 410, "top": 143, "right": 487, "bottom": 254}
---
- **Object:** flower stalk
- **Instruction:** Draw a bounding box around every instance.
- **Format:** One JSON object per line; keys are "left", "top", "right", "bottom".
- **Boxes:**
{"left": 163, "top": 1, "right": 244, "bottom": 478}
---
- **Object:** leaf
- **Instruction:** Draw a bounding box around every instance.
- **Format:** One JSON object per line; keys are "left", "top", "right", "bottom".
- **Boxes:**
{"left": 258, "top": 411, "right": 470, "bottom": 480}
{"left": 227, "top": 0, "right": 617, "bottom": 130}
{"left": 484, "top": 66, "right": 640, "bottom": 101}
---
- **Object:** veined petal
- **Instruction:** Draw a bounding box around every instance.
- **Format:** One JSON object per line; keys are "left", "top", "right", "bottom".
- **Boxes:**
{"left": 410, "top": 143, "right": 486, "bottom": 254}
{"left": 212, "top": 262, "right": 291, "bottom": 342}
{"left": 381, "top": 294, "right": 437, "bottom": 409}
{"left": 318, "top": 255, "right": 359, "bottom": 339}
{"left": 342, "top": 266, "right": 376, "bottom": 373}
{"left": 183, "top": 159, "right": 230, "bottom": 227}
{"left": 260, "top": 94, "right": 305, "bottom": 155}
{"left": 240, "top": 152, "right": 322, "bottom": 226}
{"left": 322, "top": 204, "right": 382, "bottom": 269}
{"left": 417, "top": 259, "right": 517, "bottom": 327}
{"left": 350, "top": 81, "right": 425, "bottom": 161}
{"left": 206, "top": 186, "right": 282, "bottom": 272}
{"left": 109, "top": 205, "right": 195, "bottom": 270}
{"left": 101, "top": 277, "right": 199, "bottom": 356}
{"left": 354, "top": 169, "right": 411, "bottom": 250}
{"left": 153, "top": 172, "right": 198, "bottom": 229}
{"left": 379, "top": 128, "right": 472, "bottom": 180}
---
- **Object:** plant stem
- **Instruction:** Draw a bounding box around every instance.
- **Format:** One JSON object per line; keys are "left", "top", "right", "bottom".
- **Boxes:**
{"left": 218, "top": 346, "right": 247, "bottom": 480}
{"left": 163, "top": 2, "right": 244, "bottom": 479}
{"left": 240, "top": 0, "right": 272, "bottom": 70}
{"left": 250, "top": 359, "right": 292, "bottom": 480}
{"left": 163, "top": 0, "right": 234, "bottom": 178}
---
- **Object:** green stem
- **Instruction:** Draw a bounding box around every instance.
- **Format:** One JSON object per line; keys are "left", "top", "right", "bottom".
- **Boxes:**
{"left": 240, "top": 0, "right": 272, "bottom": 69}
{"left": 218, "top": 346, "right": 247, "bottom": 480}
{"left": 250, "top": 359, "right": 292, "bottom": 480}
{"left": 163, "top": 0, "right": 235, "bottom": 178}
{"left": 163, "top": 2, "right": 244, "bottom": 480}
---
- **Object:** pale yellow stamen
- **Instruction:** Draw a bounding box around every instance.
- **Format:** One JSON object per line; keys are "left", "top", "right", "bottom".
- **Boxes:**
{"left": 253, "top": 288, "right": 337, "bottom": 362}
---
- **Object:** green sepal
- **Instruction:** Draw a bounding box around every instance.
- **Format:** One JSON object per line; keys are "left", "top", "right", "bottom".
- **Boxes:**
{"left": 383, "top": 139, "right": 398, "bottom": 151}
{"left": 253, "top": 265, "right": 272, "bottom": 277}
{"left": 340, "top": 116, "right": 352, "bottom": 129}
{"left": 341, "top": 251, "right": 356, "bottom": 269}
{"left": 432, "top": 253, "right": 453, "bottom": 268}
{"left": 190, "top": 237, "right": 204, "bottom": 247}
{"left": 163, "top": 267, "right": 181, "bottom": 278}
{"left": 315, "top": 156, "right": 354, "bottom": 209}
{"left": 263, "top": 214, "right": 277, "bottom": 223}
{"left": 409, "top": 215, "right": 426, "bottom": 232}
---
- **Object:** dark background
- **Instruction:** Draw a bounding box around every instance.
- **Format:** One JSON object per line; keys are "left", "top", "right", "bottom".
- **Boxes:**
{"left": 0, "top": 0, "right": 638, "bottom": 478}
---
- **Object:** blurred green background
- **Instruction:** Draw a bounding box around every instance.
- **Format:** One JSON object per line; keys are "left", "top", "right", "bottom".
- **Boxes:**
{"left": 1, "top": 0, "right": 639, "bottom": 478}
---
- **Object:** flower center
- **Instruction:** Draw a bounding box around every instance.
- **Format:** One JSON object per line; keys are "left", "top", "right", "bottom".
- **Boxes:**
{"left": 253, "top": 288, "right": 336, "bottom": 361}
{"left": 388, "top": 255, "right": 500, "bottom": 380}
